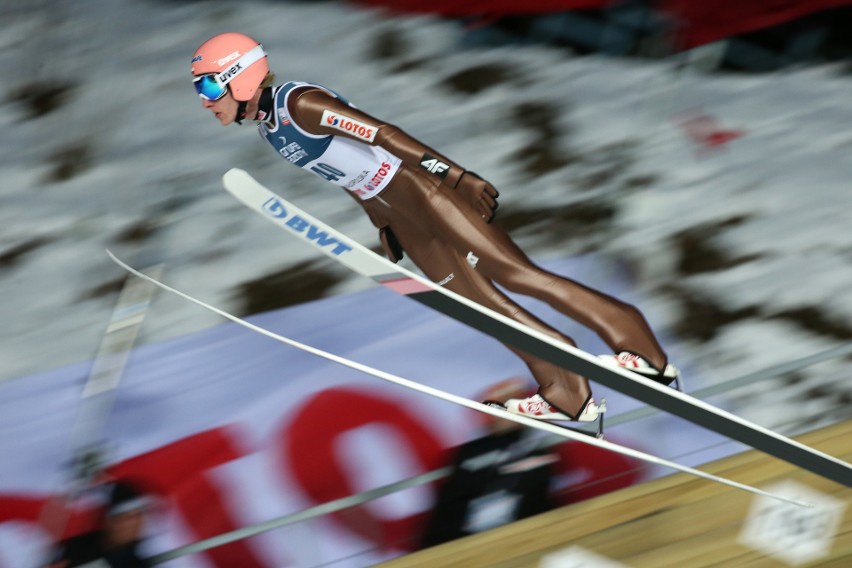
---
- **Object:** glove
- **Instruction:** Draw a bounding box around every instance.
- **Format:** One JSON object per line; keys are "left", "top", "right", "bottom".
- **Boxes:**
{"left": 454, "top": 171, "right": 499, "bottom": 223}
{"left": 379, "top": 226, "right": 404, "bottom": 263}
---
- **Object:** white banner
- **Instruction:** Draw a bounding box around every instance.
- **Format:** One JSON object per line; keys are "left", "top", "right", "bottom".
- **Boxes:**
{"left": 0, "top": 257, "right": 732, "bottom": 567}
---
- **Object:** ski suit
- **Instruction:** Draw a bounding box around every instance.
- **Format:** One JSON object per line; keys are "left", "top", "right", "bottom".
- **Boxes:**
{"left": 256, "top": 81, "right": 668, "bottom": 418}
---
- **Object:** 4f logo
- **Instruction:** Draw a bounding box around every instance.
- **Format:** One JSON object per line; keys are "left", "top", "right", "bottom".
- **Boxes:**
{"left": 419, "top": 154, "right": 450, "bottom": 179}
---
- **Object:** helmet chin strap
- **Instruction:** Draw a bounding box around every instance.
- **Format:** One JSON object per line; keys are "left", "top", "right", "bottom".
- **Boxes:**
{"left": 234, "top": 88, "right": 272, "bottom": 125}
{"left": 234, "top": 100, "right": 248, "bottom": 125}
{"left": 255, "top": 88, "right": 273, "bottom": 123}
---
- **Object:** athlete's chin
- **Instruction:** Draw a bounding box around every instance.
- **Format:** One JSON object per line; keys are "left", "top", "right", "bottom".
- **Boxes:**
{"left": 213, "top": 112, "right": 234, "bottom": 126}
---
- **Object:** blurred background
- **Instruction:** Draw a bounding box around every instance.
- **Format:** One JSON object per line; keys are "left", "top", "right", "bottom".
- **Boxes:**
{"left": 1, "top": 0, "right": 851, "bottom": 566}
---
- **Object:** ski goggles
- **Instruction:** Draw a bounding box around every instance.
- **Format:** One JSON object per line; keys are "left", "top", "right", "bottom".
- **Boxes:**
{"left": 192, "top": 44, "right": 266, "bottom": 101}
{"left": 193, "top": 73, "right": 229, "bottom": 101}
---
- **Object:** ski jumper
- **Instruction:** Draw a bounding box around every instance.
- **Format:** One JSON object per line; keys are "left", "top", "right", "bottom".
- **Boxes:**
{"left": 258, "top": 82, "right": 668, "bottom": 419}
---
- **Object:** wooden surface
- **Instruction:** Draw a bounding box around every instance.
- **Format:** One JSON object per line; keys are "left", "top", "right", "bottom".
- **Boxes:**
{"left": 380, "top": 420, "right": 852, "bottom": 567}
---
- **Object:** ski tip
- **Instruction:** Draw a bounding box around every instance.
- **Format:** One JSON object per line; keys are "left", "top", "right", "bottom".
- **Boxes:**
{"left": 223, "top": 168, "right": 248, "bottom": 183}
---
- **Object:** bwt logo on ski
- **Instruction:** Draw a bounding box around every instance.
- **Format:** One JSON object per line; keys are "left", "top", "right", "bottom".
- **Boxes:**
{"left": 320, "top": 110, "right": 376, "bottom": 142}
{"left": 262, "top": 198, "right": 353, "bottom": 256}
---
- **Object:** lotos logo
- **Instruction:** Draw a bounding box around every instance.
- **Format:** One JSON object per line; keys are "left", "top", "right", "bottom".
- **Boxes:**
{"left": 320, "top": 110, "right": 376, "bottom": 143}
{"left": 191, "top": 55, "right": 203, "bottom": 63}
{"left": 217, "top": 50, "right": 241, "bottom": 66}
{"left": 357, "top": 162, "right": 393, "bottom": 196}
{"left": 262, "top": 198, "right": 353, "bottom": 256}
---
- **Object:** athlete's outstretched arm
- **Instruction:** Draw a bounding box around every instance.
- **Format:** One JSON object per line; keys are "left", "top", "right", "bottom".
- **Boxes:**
{"left": 288, "top": 87, "right": 499, "bottom": 221}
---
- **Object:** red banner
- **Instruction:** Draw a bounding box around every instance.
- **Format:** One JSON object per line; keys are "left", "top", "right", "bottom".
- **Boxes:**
{"left": 355, "top": 0, "right": 852, "bottom": 48}
{"left": 0, "top": 257, "right": 724, "bottom": 567}
{"left": 355, "top": 0, "right": 611, "bottom": 18}
{"left": 661, "top": 0, "right": 852, "bottom": 48}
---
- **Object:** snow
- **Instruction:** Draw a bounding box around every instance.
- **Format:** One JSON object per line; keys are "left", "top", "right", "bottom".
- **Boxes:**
{"left": 2, "top": 0, "right": 851, "bottom": 433}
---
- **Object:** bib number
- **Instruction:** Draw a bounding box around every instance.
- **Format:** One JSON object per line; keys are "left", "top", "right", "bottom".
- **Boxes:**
{"left": 310, "top": 163, "right": 346, "bottom": 182}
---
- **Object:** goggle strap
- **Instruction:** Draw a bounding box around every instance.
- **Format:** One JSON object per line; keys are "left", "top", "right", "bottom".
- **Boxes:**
{"left": 216, "top": 44, "right": 266, "bottom": 86}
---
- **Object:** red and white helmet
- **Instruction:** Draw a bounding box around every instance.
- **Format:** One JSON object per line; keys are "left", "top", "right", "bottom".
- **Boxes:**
{"left": 191, "top": 32, "right": 269, "bottom": 102}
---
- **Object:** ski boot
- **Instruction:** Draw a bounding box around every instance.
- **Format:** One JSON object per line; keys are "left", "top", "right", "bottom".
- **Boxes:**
{"left": 598, "top": 352, "right": 683, "bottom": 391}
{"left": 485, "top": 394, "right": 606, "bottom": 438}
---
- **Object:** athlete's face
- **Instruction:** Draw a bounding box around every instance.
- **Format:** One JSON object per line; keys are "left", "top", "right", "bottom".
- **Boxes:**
{"left": 201, "top": 91, "right": 239, "bottom": 126}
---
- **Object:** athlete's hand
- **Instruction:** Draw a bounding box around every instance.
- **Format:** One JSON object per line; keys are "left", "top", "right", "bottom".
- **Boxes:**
{"left": 455, "top": 171, "right": 499, "bottom": 223}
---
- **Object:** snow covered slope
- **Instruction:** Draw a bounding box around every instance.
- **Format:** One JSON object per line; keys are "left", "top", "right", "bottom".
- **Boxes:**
{"left": 2, "top": 0, "right": 850, "bottom": 431}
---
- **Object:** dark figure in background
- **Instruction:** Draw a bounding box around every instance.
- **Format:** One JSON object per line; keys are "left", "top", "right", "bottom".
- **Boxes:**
{"left": 45, "top": 480, "right": 151, "bottom": 568}
{"left": 419, "top": 379, "right": 560, "bottom": 548}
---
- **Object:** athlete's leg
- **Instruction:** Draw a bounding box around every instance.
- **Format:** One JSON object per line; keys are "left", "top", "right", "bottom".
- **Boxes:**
{"left": 360, "top": 190, "right": 592, "bottom": 415}
{"left": 379, "top": 168, "right": 669, "bottom": 372}
{"left": 383, "top": 222, "right": 593, "bottom": 417}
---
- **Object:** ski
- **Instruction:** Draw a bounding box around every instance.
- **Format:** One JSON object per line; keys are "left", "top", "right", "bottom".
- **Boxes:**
{"left": 41, "top": 263, "right": 162, "bottom": 543}
{"left": 105, "top": 250, "right": 812, "bottom": 507}
{"left": 221, "top": 168, "right": 852, "bottom": 487}
{"left": 69, "top": 263, "right": 163, "bottom": 476}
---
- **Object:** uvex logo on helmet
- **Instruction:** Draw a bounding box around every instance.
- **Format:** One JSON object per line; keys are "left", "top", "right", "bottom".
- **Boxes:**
{"left": 217, "top": 51, "right": 241, "bottom": 66}
{"left": 217, "top": 62, "right": 243, "bottom": 83}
